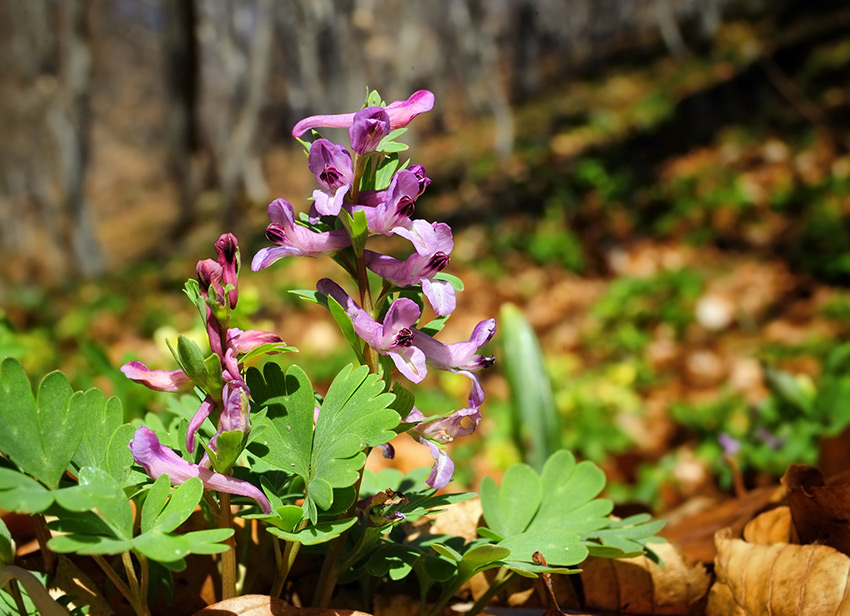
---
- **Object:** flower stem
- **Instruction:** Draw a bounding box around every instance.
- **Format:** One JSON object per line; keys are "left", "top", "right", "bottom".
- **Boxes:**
{"left": 217, "top": 491, "right": 238, "bottom": 600}
{"left": 32, "top": 514, "right": 55, "bottom": 575}
{"left": 93, "top": 554, "right": 151, "bottom": 616}
{"left": 466, "top": 570, "right": 518, "bottom": 616}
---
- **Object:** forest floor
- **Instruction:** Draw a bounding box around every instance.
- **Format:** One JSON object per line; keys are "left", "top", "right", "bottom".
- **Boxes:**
{"left": 4, "top": 4, "right": 850, "bottom": 615}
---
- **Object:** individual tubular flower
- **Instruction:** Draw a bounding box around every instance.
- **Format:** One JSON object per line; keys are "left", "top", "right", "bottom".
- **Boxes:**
{"left": 365, "top": 221, "right": 456, "bottom": 316}
{"left": 349, "top": 107, "right": 391, "bottom": 155}
{"left": 308, "top": 139, "right": 353, "bottom": 217}
{"left": 316, "top": 278, "right": 427, "bottom": 383}
{"left": 252, "top": 198, "right": 351, "bottom": 271}
{"left": 292, "top": 90, "right": 435, "bottom": 138}
{"left": 407, "top": 163, "right": 431, "bottom": 197}
{"left": 351, "top": 169, "right": 420, "bottom": 238}
{"left": 129, "top": 426, "right": 271, "bottom": 514}
{"left": 405, "top": 406, "right": 482, "bottom": 489}
{"left": 120, "top": 361, "right": 194, "bottom": 392}
{"left": 412, "top": 319, "right": 497, "bottom": 408}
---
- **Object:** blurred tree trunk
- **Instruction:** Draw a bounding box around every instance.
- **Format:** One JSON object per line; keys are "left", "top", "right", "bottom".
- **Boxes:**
{"left": 0, "top": 0, "right": 102, "bottom": 280}
{"left": 163, "top": 0, "right": 200, "bottom": 240}
{"left": 197, "top": 0, "right": 273, "bottom": 229}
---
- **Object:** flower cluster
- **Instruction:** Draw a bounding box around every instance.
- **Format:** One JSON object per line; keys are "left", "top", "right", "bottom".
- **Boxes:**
{"left": 122, "top": 234, "right": 285, "bottom": 513}
{"left": 252, "top": 91, "right": 496, "bottom": 488}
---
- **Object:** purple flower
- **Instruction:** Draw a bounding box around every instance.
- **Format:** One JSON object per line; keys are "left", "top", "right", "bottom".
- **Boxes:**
{"left": 349, "top": 107, "right": 391, "bottom": 155}
{"left": 351, "top": 169, "right": 420, "bottom": 237}
{"left": 365, "top": 222, "right": 456, "bottom": 316}
{"left": 252, "top": 198, "right": 351, "bottom": 270}
{"left": 214, "top": 233, "right": 240, "bottom": 309}
{"left": 421, "top": 439, "right": 454, "bottom": 490}
{"left": 317, "top": 279, "right": 427, "bottom": 383}
{"left": 120, "top": 362, "right": 194, "bottom": 393}
{"left": 130, "top": 426, "right": 271, "bottom": 514}
{"left": 292, "top": 90, "right": 435, "bottom": 138}
{"left": 404, "top": 407, "right": 481, "bottom": 489}
{"left": 413, "top": 319, "right": 496, "bottom": 408}
{"left": 308, "top": 139, "right": 353, "bottom": 217}
{"left": 406, "top": 406, "right": 482, "bottom": 443}
{"left": 719, "top": 433, "right": 741, "bottom": 457}
{"left": 407, "top": 164, "right": 431, "bottom": 197}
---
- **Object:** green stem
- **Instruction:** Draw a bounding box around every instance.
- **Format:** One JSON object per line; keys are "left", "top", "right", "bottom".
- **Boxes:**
{"left": 311, "top": 529, "right": 346, "bottom": 608}
{"left": 121, "top": 552, "right": 141, "bottom": 597}
{"left": 93, "top": 555, "right": 151, "bottom": 616}
{"left": 466, "top": 570, "right": 518, "bottom": 616}
{"left": 218, "top": 492, "right": 237, "bottom": 600}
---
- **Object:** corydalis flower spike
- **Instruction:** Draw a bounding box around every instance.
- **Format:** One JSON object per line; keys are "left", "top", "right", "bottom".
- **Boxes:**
{"left": 422, "top": 439, "right": 454, "bottom": 489}
{"left": 130, "top": 426, "right": 271, "bottom": 514}
{"left": 120, "top": 361, "right": 193, "bottom": 393}
{"left": 291, "top": 90, "right": 435, "bottom": 138}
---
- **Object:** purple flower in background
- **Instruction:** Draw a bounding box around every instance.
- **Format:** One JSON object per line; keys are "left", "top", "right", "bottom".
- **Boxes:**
{"left": 317, "top": 278, "right": 427, "bottom": 383}
{"left": 120, "top": 362, "right": 194, "bottom": 393}
{"left": 252, "top": 198, "right": 351, "bottom": 270}
{"left": 349, "top": 107, "right": 391, "bottom": 155}
{"left": 719, "top": 432, "right": 741, "bottom": 457}
{"left": 292, "top": 90, "right": 435, "bottom": 138}
{"left": 365, "top": 222, "right": 456, "bottom": 316}
{"left": 308, "top": 139, "right": 353, "bottom": 217}
{"left": 129, "top": 426, "right": 271, "bottom": 514}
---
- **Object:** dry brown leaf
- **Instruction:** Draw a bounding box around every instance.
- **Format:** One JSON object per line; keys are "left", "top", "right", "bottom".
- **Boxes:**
{"left": 580, "top": 541, "right": 710, "bottom": 615}
{"left": 742, "top": 506, "right": 792, "bottom": 544}
{"left": 783, "top": 464, "right": 850, "bottom": 555}
{"left": 660, "top": 486, "right": 782, "bottom": 563}
{"left": 48, "top": 556, "right": 114, "bottom": 616}
{"left": 708, "top": 528, "right": 850, "bottom": 616}
{"left": 191, "top": 595, "right": 371, "bottom": 616}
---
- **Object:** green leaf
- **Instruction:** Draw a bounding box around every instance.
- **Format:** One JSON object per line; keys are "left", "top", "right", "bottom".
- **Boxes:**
{"left": 0, "top": 518, "right": 13, "bottom": 568}
{"left": 419, "top": 314, "right": 450, "bottom": 337}
{"left": 327, "top": 295, "right": 367, "bottom": 365}
{"left": 0, "top": 468, "right": 53, "bottom": 513}
{"left": 183, "top": 278, "right": 207, "bottom": 322}
{"left": 72, "top": 388, "right": 124, "bottom": 473}
{"left": 106, "top": 424, "right": 137, "bottom": 486}
{"left": 133, "top": 528, "right": 232, "bottom": 563}
{"left": 374, "top": 156, "right": 400, "bottom": 190}
{"left": 480, "top": 463, "right": 541, "bottom": 538}
{"left": 0, "top": 359, "right": 85, "bottom": 489}
{"left": 266, "top": 517, "right": 357, "bottom": 545}
{"left": 366, "top": 543, "right": 421, "bottom": 580}
{"left": 499, "top": 303, "right": 561, "bottom": 471}
{"left": 433, "top": 272, "right": 464, "bottom": 292}
{"left": 248, "top": 363, "right": 398, "bottom": 523}
{"left": 141, "top": 475, "right": 172, "bottom": 534}
{"left": 78, "top": 467, "right": 133, "bottom": 540}
{"left": 148, "top": 478, "right": 207, "bottom": 533}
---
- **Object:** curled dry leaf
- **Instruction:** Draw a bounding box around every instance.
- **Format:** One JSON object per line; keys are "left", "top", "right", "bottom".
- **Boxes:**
{"left": 580, "top": 541, "right": 710, "bottom": 615}
{"left": 742, "top": 506, "right": 792, "bottom": 545}
{"left": 783, "top": 464, "right": 850, "bottom": 555}
{"left": 708, "top": 528, "right": 850, "bottom": 616}
{"left": 191, "top": 595, "right": 372, "bottom": 616}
